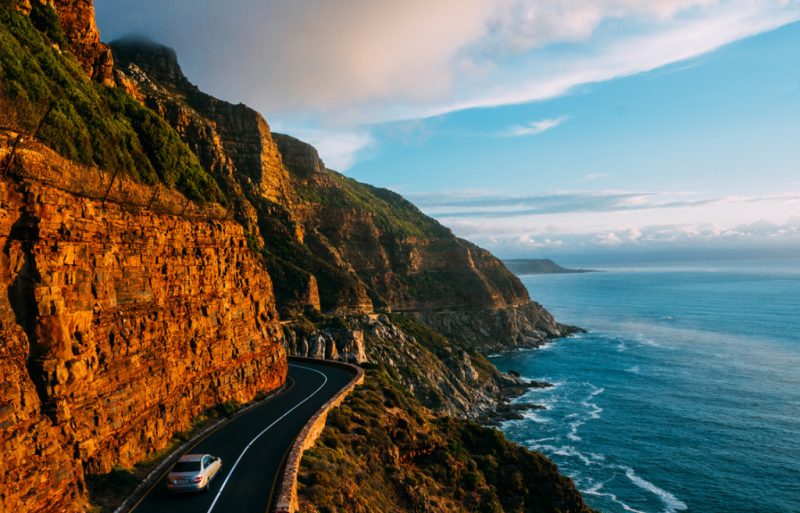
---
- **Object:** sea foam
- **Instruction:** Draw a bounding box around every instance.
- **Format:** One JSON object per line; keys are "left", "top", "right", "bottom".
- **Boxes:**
{"left": 617, "top": 465, "right": 688, "bottom": 513}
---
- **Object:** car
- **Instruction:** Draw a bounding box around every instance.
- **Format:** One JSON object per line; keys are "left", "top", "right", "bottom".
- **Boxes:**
{"left": 165, "top": 453, "right": 223, "bottom": 493}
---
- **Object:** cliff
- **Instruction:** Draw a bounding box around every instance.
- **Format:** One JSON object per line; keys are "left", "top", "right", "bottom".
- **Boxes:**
{"left": 110, "top": 42, "right": 575, "bottom": 351}
{"left": 0, "top": 135, "right": 287, "bottom": 511}
{"left": 50, "top": 0, "right": 114, "bottom": 85}
{"left": 0, "top": 6, "right": 287, "bottom": 511}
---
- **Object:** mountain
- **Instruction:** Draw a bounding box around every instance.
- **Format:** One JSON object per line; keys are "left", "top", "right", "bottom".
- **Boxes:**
{"left": 110, "top": 37, "right": 575, "bottom": 351}
{"left": 0, "top": 2, "right": 587, "bottom": 511}
{"left": 504, "top": 258, "right": 595, "bottom": 275}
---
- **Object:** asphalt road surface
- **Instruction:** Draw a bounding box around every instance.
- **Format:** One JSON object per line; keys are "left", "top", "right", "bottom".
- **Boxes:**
{"left": 131, "top": 361, "right": 355, "bottom": 513}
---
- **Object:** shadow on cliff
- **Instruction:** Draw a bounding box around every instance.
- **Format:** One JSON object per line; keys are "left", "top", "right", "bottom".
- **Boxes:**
{"left": 5, "top": 209, "right": 55, "bottom": 422}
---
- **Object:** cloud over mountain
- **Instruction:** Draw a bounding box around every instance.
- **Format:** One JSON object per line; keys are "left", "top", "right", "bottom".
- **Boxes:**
{"left": 96, "top": 0, "right": 800, "bottom": 124}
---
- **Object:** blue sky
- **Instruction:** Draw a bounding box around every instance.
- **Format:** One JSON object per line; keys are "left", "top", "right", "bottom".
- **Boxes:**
{"left": 95, "top": 1, "right": 800, "bottom": 258}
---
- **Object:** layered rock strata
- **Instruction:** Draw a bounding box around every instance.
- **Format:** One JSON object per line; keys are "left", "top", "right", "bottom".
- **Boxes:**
{"left": 0, "top": 140, "right": 287, "bottom": 510}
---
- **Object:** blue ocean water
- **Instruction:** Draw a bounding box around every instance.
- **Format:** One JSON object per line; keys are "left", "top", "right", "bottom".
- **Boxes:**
{"left": 490, "top": 259, "right": 800, "bottom": 513}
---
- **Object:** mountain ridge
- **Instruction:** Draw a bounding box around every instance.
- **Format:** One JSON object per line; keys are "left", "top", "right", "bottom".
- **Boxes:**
{"left": 504, "top": 258, "right": 596, "bottom": 275}
{"left": 0, "top": 2, "right": 589, "bottom": 511}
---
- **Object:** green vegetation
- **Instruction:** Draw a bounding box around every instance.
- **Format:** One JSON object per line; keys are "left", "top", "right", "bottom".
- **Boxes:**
{"left": 28, "top": 0, "right": 66, "bottom": 47}
{"left": 295, "top": 169, "right": 451, "bottom": 239}
{"left": 0, "top": 4, "right": 225, "bottom": 204}
{"left": 298, "top": 367, "right": 596, "bottom": 513}
{"left": 213, "top": 399, "right": 242, "bottom": 418}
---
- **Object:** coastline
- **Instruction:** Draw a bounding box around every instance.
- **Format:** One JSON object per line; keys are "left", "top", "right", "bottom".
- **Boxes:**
{"left": 479, "top": 332, "right": 582, "bottom": 426}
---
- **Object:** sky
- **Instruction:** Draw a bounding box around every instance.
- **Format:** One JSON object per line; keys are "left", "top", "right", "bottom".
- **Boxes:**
{"left": 94, "top": 0, "right": 800, "bottom": 260}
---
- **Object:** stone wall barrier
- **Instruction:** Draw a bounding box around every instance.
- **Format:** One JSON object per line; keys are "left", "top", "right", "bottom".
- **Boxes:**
{"left": 274, "top": 357, "right": 365, "bottom": 513}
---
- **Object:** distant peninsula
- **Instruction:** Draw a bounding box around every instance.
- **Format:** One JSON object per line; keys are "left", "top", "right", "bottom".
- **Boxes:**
{"left": 503, "top": 258, "right": 597, "bottom": 275}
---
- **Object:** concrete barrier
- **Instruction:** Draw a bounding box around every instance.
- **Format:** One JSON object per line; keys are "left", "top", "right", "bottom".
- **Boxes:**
{"left": 274, "top": 357, "right": 365, "bottom": 513}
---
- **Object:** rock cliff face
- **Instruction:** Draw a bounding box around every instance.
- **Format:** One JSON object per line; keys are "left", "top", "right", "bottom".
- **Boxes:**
{"left": 0, "top": 315, "right": 86, "bottom": 513}
{"left": 0, "top": 138, "right": 286, "bottom": 510}
{"left": 49, "top": 0, "right": 115, "bottom": 85}
{"left": 107, "top": 46, "right": 573, "bottom": 350}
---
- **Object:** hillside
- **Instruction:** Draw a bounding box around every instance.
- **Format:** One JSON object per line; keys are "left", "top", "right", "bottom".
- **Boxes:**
{"left": 503, "top": 259, "right": 595, "bottom": 275}
{"left": 298, "top": 367, "right": 597, "bottom": 513}
{"left": 0, "top": 2, "right": 589, "bottom": 511}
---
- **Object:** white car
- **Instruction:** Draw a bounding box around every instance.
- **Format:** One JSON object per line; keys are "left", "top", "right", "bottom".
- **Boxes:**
{"left": 165, "top": 453, "right": 222, "bottom": 492}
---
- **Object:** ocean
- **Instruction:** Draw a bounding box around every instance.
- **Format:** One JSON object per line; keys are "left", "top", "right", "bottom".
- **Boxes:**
{"left": 490, "top": 258, "right": 800, "bottom": 513}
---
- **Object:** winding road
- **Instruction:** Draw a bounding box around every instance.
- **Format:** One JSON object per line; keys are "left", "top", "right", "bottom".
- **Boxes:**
{"left": 130, "top": 361, "right": 355, "bottom": 513}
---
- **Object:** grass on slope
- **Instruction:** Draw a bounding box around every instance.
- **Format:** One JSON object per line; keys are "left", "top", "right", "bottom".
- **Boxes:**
{"left": 298, "top": 367, "right": 596, "bottom": 513}
{"left": 0, "top": 1, "right": 225, "bottom": 204}
{"left": 296, "top": 169, "right": 451, "bottom": 239}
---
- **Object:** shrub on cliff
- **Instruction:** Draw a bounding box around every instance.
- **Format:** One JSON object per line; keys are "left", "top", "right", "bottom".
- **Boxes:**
{"left": 0, "top": 4, "right": 225, "bottom": 204}
{"left": 297, "top": 367, "right": 597, "bottom": 513}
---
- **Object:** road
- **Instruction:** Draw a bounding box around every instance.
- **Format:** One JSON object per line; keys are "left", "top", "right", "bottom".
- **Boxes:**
{"left": 131, "top": 361, "right": 355, "bottom": 513}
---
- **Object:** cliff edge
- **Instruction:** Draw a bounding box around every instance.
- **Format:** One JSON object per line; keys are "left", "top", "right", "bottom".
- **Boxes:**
{"left": 0, "top": 5, "right": 286, "bottom": 511}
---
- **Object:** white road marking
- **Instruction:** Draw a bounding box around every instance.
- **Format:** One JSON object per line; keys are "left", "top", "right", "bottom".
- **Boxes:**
{"left": 205, "top": 364, "right": 329, "bottom": 513}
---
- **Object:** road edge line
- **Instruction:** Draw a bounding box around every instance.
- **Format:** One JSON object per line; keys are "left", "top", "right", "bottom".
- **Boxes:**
{"left": 204, "top": 364, "right": 330, "bottom": 513}
{"left": 273, "top": 357, "right": 365, "bottom": 513}
{"left": 115, "top": 376, "right": 295, "bottom": 513}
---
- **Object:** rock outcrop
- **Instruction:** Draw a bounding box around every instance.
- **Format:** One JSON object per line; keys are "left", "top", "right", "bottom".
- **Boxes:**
{"left": 111, "top": 37, "right": 299, "bottom": 227}
{"left": 0, "top": 315, "right": 86, "bottom": 513}
{"left": 283, "top": 313, "right": 537, "bottom": 419}
{"left": 50, "top": 0, "right": 115, "bottom": 85}
{"left": 0, "top": 138, "right": 287, "bottom": 510}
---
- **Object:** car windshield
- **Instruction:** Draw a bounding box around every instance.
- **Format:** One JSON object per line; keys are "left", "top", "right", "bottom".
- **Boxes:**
{"left": 171, "top": 461, "right": 201, "bottom": 473}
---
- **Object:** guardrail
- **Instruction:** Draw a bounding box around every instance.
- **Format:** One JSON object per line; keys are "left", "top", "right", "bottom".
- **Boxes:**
{"left": 274, "top": 357, "right": 365, "bottom": 513}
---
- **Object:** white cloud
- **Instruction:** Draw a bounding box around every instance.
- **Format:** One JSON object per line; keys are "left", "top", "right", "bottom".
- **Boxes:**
{"left": 413, "top": 189, "right": 800, "bottom": 254}
{"left": 456, "top": 218, "right": 800, "bottom": 256}
{"left": 503, "top": 116, "right": 569, "bottom": 137}
{"left": 287, "top": 129, "right": 374, "bottom": 171}
{"left": 585, "top": 173, "right": 610, "bottom": 181}
{"left": 595, "top": 231, "right": 624, "bottom": 246}
{"left": 96, "top": 0, "right": 800, "bottom": 126}
{"left": 418, "top": 0, "right": 800, "bottom": 122}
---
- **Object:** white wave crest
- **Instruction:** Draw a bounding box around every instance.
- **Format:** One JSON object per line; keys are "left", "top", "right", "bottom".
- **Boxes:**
{"left": 619, "top": 465, "right": 688, "bottom": 513}
{"left": 584, "top": 481, "right": 648, "bottom": 513}
{"left": 521, "top": 410, "right": 550, "bottom": 423}
{"left": 567, "top": 420, "right": 584, "bottom": 441}
{"left": 534, "top": 444, "right": 601, "bottom": 467}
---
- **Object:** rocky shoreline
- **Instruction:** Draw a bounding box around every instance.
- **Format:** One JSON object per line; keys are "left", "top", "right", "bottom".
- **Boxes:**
{"left": 482, "top": 368, "right": 555, "bottom": 426}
